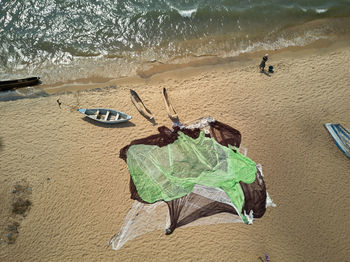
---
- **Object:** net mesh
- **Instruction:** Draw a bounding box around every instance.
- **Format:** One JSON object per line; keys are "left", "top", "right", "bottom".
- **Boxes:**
{"left": 126, "top": 131, "right": 257, "bottom": 222}
{"left": 109, "top": 201, "right": 169, "bottom": 250}
{"left": 110, "top": 118, "right": 273, "bottom": 250}
{"left": 109, "top": 185, "right": 243, "bottom": 251}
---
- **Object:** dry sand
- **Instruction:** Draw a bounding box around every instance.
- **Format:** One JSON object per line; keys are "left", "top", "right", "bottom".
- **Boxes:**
{"left": 1, "top": 39, "right": 350, "bottom": 261}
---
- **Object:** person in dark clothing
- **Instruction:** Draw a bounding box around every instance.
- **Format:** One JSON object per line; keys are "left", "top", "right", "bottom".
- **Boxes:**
{"left": 259, "top": 54, "right": 269, "bottom": 71}
{"left": 57, "top": 99, "right": 62, "bottom": 109}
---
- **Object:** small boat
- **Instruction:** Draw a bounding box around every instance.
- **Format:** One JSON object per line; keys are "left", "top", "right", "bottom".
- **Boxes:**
{"left": 130, "top": 89, "right": 154, "bottom": 120}
{"left": 77, "top": 108, "right": 132, "bottom": 124}
{"left": 324, "top": 123, "right": 350, "bottom": 158}
{"left": 0, "top": 77, "right": 41, "bottom": 92}
{"left": 162, "top": 87, "right": 178, "bottom": 120}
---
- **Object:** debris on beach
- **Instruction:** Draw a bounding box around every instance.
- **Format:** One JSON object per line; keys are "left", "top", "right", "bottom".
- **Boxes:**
{"left": 258, "top": 254, "right": 270, "bottom": 262}
{"left": 12, "top": 198, "right": 32, "bottom": 215}
{"left": 1, "top": 180, "right": 32, "bottom": 245}
{"left": 7, "top": 222, "right": 20, "bottom": 244}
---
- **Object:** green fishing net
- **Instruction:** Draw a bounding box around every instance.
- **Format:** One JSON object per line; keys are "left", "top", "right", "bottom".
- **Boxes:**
{"left": 126, "top": 131, "right": 257, "bottom": 222}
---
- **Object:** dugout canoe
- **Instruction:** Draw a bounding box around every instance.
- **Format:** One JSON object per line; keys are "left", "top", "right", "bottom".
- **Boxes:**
{"left": 130, "top": 89, "right": 154, "bottom": 120}
{"left": 0, "top": 77, "right": 41, "bottom": 91}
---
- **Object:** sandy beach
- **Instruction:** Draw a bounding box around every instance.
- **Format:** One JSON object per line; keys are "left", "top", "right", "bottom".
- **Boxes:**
{"left": 1, "top": 39, "right": 350, "bottom": 261}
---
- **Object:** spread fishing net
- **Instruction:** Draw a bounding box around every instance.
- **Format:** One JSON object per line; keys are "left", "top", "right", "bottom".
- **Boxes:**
{"left": 110, "top": 118, "right": 275, "bottom": 250}
{"left": 126, "top": 131, "right": 257, "bottom": 222}
{"left": 109, "top": 185, "right": 243, "bottom": 251}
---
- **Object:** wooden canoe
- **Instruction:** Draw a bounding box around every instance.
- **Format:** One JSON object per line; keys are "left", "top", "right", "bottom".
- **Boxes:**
{"left": 77, "top": 108, "right": 132, "bottom": 124}
{"left": 130, "top": 89, "right": 154, "bottom": 120}
{"left": 162, "top": 87, "right": 178, "bottom": 120}
{"left": 0, "top": 77, "right": 41, "bottom": 92}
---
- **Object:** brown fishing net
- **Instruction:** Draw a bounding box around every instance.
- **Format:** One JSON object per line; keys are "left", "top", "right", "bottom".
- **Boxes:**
{"left": 119, "top": 120, "right": 267, "bottom": 234}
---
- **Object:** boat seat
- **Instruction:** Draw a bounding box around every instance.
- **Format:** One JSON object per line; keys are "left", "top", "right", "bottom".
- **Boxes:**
{"left": 105, "top": 111, "right": 110, "bottom": 121}
{"left": 115, "top": 113, "right": 119, "bottom": 120}
{"left": 93, "top": 110, "right": 99, "bottom": 119}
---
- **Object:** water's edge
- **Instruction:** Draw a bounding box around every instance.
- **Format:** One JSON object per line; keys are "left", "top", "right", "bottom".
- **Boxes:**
{"left": 1, "top": 35, "right": 349, "bottom": 103}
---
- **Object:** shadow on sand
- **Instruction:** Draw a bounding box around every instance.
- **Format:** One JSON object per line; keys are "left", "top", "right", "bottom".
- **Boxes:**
{"left": 260, "top": 70, "right": 271, "bottom": 77}
{"left": 81, "top": 117, "right": 136, "bottom": 128}
{"left": 148, "top": 118, "right": 158, "bottom": 126}
{"left": 135, "top": 110, "right": 158, "bottom": 126}
{"left": 0, "top": 137, "right": 3, "bottom": 151}
{"left": 169, "top": 116, "right": 180, "bottom": 124}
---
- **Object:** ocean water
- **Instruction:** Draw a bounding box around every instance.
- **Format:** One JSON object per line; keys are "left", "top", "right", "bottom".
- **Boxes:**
{"left": 1, "top": 0, "right": 350, "bottom": 85}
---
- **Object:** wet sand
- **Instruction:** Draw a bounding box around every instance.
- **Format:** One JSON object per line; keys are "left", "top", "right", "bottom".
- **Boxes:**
{"left": 1, "top": 39, "right": 350, "bottom": 261}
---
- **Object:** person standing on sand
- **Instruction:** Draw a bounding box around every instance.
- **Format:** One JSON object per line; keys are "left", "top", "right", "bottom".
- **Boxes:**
{"left": 57, "top": 99, "right": 62, "bottom": 109}
{"left": 259, "top": 54, "right": 269, "bottom": 71}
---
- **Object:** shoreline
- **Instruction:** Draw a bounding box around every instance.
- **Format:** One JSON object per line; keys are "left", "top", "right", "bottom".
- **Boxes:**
{"left": 2, "top": 16, "right": 350, "bottom": 100}
{"left": 2, "top": 36, "right": 348, "bottom": 100}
